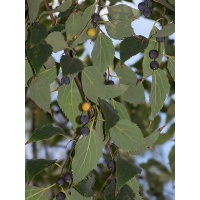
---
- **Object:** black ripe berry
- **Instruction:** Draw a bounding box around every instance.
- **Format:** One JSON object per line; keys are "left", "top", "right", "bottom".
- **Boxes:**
{"left": 64, "top": 172, "right": 73, "bottom": 182}
{"left": 150, "top": 61, "right": 159, "bottom": 70}
{"left": 138, "top": 2, "right": 147, "bottom": 11}
{"left": 107, "top": 160, "right": 116, "bottom": 171}
{"left": 107, "top": 80, "right": 114, "bottom": 85}
{"left": 91, "top": 13, "right": 100, "bottom": 23}
{"left": 56, "top": 192, "right": 66, "bottom": 200}
{"left": 156, "top": 37, "right": 165, "bottom": 43}
{"left": 80, "top": 127, "right": 90, "bottom": 136}
{"left": 144, "top": 0, "right": 153, "bottom": 8}
{"left": 61, "top": 76, "right": 70, "bottom": 85}
{"left": 56, "top": 177, "right": 66, "bottom": 186}
{"left": 149, "top": 50, "right": 159, "bottom": 59}
{"left": 143, "top": 7, "right": 152, "bottom": 17}
{"left": 80, "top": 115, "right": 89, "bottom": 124}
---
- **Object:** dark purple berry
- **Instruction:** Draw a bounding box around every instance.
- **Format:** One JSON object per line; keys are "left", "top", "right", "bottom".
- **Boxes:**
{"left": 156, "top": 37, "right": 165, "bottom": 43}
{"left": 150, "top": 61, "right": 159, "bottom": 70}
{"left": 80, "top": 127, "right": 90, "bottom": 136}
{"left": 143, "top": 7, "right": 152, "bottom": 17}
{"left": 168, "top": 39, "right": 175, "bottom": 45}
{"left": 56, "top": 192, "right": 66, "bottom": 200}
{"left": 61, "top": 76, "right": 70, "bottom": 85}
{"left": 107, "top": 80, "right": 114, "bottom": 85}
{"left": 56, "top": 177, "right": 66, "bottom": 186}
{"left": 144, "top": 0, "right": 153, "bottom": 8}
{"left": 80, "top": 115, "right": 89, "bottom": 124}
{"left": 138, "top": 2, "right": 147, "bottom": 11}
{"left": 64, "top": 172, "right": 73, "bottom": 182}
{"left": 149, "top": 50, "right": 159, "bottom": 59}
{"left": 107, "top": 160, "right": 116, "bottom": 171}
{"left": 91, "top": 13, "right": 100, "bottom": 23}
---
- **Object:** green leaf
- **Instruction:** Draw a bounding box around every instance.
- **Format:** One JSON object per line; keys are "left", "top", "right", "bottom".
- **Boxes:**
{"left": 27, "top": 41, "right": 52, "bottom": 75}
{"left": 26, "top": 125, "right": 66, "bottom": 144}
{"left": 129, "top": 127, "right": 163, "bottom": 155}
{"left": 98, "top": 98, "right": 119, "bottom": 131}
{"left": 167, "top": 56, "right": 175, "bottom": 80}
{"left": 27, "top": 0, "right": 43, "bottom": 23}
{"left": 26, "top": 159, "right": 56, "bottom": 182}
{"left": 105, "top": 84, "right": 129, "bottom": 99}
{"left": 105, "top": 20, "right": 134, "bottom": 40}
{"left": 153, "top": 23, "right": 175, "bottom": 37}
{"left": 80, "top": 3, "right": 96, "bottom": 30}
{"left": 30, "top": 23, "right": 48, "bottom": 46}
{"left": 111, "top": 99, "right": 130, "bottom": 120}
{"left": 131, "top": 8, "right": 141, "bottom": 18}
{"left": 70, "top": 22, "right": 93, "bottom": 48}
{"left": 149, "top": 69, "right": 170, "bottom": 120}
{"left": 110, "top": 120, "right": 146, "bottom": 152}
{"left": 72, "top": 128, "right": 103, "bottom": 182}
{"left": 60, "top": 55, "right": 84, "bottom": 76}
{"left": 45, "top": 32, "right": 68, "bottom": 52}
{"left": 116, "top": 156, "right": 141, "bottom": 189}
{"left": 28, "top": 77, "right": 51, "bottom": 112}
{"left": 168, "top": 0, "right": 175, "bottom": 5}
{"left": 95, "top": 111, "right": 105, "bottom": 141}
{"left": 127, "top": 177, "right": 144, "bottom": 200}
{"left": 65, "top": 12, "right": 82, "bottom": 40}
{"left": 104, "top": 181, "right": 116, "bottom": 200}
{"left": 82, "top": 66, "right": 105, "bottom": 103}
{"left": 25, "top": 186, "right": 46, "bottom": 200}
{"left": 25, "top": 60, "right": 33, "bottom": 87}
{"left": 145, "top": 129, "right": 160, "bottom": 147}
{"left": 155, "top": 0, "right": 175, "bottom": 12}
{"left": 168, "top": 145, "right": 175, "bottom": 181}
{"left": 71, "top": 189, "right": 91, "bottom": 200}
{"left": 107, "top": 4, "right": 135, "bottom": 21}
{"left": 44, "top": 56, "right": 55, "bottom": 69}
{"left": 142, "top": 40, "right": 164, "bottom": 78}
{"left": 122, "top": 83, "right": 145, "bottom": 105}
{"left": 120, "top": 35, "right": 149, "bottom": 63}
{"left": 91, "top": 33, "right": 115, "bottom": 73}
{"left": 114, "top": 62, "right": 138, "bottom": 84}
{"left": 57, "top": 79, "right": 82, "bottom": 130}
{"left": 39, "top": 67, "right": 57, "bottom": 84}
{"left": 75, "top": 176, "right": 95, "bottom": 197}
{"left": 55, "top": 0, "right": 72, "bottom": 12}
{"left": 116, "top": 184, "right": 135, "bottom": 200}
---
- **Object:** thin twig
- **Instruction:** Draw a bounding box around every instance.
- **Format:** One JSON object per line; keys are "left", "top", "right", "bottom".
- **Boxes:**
{"left": 95, "top": 173, "right": 113, "bottom": 200}
{"left": 44, "top": 0, "right": 56, "bottom": 25}
{"left": 107, "top": 141, "right": 113, "bottom": 159}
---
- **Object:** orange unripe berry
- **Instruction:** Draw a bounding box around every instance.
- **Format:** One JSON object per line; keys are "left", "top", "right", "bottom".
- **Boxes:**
{"left": 82, "top": 102, "right": 91, "bottom": 112}
{"left": 87, "top": 28, "right": 96, "bottom": 38}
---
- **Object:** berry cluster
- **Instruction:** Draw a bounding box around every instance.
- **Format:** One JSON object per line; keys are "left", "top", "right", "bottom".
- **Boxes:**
{"left": 149, "top": 49, "right": 159, "bottom": 70}
{"left": 148, "top": 36, "right": 165, "bottom": 70}
{"left": 138, "top": 0, "right": 153, "bottom": 17}
{"left": 55, "top": 172, "right": 73, "bottom": 200}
